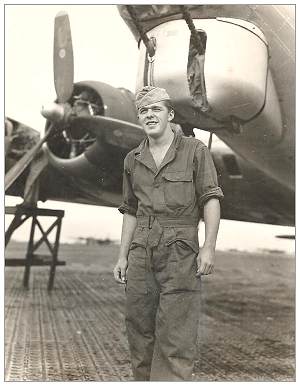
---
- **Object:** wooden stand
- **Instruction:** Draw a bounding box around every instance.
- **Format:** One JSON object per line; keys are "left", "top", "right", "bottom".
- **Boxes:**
{"left": 5, "top": 205, "right": 66, "bottom": 290}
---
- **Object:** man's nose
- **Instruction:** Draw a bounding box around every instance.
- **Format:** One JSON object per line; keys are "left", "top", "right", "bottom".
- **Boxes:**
{"left": 146, "top": 108, "right": 154, "bottom": 117}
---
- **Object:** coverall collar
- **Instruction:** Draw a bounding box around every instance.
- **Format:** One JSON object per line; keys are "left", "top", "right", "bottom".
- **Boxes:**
{"left": 134, "top": 129, "right": 183, "bottom": 175}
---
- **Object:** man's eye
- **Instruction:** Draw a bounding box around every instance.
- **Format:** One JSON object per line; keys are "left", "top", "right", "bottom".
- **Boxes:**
{"left": 139, "top": 109, "right": 146, "bottom": 114}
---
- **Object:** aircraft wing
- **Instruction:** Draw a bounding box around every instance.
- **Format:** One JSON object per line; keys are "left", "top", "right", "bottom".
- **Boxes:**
{"left": 5, "top": 115, "right": 294, "bottom": 226}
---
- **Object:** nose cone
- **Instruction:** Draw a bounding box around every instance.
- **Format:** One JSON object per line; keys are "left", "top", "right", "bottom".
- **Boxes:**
{"left": 41, "top": 102, "right": 65, "bottom": 122}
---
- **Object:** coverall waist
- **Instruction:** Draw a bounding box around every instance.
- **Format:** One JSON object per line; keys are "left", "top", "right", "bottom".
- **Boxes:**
{"left": 135, "top": 215, "right": 199, "bottom": 250}
{"left": 136, "top": 215, "right": 199, "bottom": 228}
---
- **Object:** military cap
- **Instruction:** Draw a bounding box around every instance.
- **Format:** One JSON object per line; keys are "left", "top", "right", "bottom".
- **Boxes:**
{"left": 135, "top": 86, "right": 171, "bottom": 110}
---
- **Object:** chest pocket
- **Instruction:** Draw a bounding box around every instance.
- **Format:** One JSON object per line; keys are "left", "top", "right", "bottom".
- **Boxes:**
{"left": 163, "top": 171, "right": 194, "bottom": 209}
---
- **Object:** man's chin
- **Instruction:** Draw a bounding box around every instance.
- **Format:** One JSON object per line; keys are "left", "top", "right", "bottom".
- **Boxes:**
{"left": 145, "top": 129, "right": 160, "bottom": 138}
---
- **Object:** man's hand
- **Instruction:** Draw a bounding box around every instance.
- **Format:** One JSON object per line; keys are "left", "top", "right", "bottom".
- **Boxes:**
{"left": 196, "top": 246, "right": 215, "bottom": 276}
{"left": 113, "top": 258, "right": 128, "bottom": 284}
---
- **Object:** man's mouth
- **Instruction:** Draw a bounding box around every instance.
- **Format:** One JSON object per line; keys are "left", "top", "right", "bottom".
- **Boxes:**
{"left": 146, "top": 121, "right": 158, "bottom": 126}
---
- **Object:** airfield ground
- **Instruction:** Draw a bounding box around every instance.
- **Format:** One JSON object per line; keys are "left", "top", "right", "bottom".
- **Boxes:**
{"left": 5, "top": 241, "right": 295, "bottom": 381}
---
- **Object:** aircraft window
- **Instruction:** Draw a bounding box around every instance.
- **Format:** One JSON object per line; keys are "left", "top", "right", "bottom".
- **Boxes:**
{"left": 223, "top": 154, "right": 242, "bottom": 178}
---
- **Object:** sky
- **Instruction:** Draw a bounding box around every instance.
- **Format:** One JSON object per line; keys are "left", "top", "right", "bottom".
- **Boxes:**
{"left": 4, "top": 4, "right": 295, "bottom": 254}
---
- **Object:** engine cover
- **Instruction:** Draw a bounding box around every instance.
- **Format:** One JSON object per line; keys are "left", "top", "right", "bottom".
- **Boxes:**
{"left": 136, "top": 18, "right": 272, "bottom": 125}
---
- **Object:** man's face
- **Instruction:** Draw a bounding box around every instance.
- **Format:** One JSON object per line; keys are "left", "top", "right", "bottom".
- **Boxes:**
{"left": 138, "top": 101, "right": 174, "bottom": 139}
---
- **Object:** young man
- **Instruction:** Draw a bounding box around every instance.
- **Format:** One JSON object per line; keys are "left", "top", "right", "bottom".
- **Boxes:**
{"left": 114, "top": 86, "right": 223, "bottom": 381}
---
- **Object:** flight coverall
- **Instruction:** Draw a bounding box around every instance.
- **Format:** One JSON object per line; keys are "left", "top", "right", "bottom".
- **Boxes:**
{"left": 118, "top": 131, "right": 223, "bottom": 381}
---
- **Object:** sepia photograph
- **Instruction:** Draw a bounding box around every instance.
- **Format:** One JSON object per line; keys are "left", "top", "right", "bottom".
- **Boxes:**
{"left": 4, "top": 3, "right": 295, "bottom": 381}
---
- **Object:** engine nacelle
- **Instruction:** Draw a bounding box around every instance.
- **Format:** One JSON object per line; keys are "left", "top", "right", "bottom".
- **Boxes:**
{"left": 44, "top": 81, "right": 138, "bottom": 184}
{"left": 136, "top": 17, "right": 281, "bottom": 139}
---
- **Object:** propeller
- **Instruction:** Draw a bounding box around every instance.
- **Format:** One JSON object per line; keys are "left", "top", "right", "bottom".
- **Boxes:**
{"left": 53, "top": 11, "right": 74, "bottom": 103}
{"left": 5, "top": 126, "right": 54, "bottom": 191}
{"left": 5, "top": 12, "right": 74, "bottom": 192}
{"left": 5, "top": 11, "right": 143, "bottom": 192}
{"left": 72, "top": 115, "right": 145, "bottom": 150}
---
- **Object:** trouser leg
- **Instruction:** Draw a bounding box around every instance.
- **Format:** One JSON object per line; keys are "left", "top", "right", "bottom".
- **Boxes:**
{"left": 149, "top": 234, "right": 202, "bottom": 381}
{"left": 150, "top": 290, "right": 201, "bottom": 381}
{"left": 125, "top": 245, "right": 159, "bottom": 380}
{"left": 125, "top": 290, "right": 159, "bottom": 380}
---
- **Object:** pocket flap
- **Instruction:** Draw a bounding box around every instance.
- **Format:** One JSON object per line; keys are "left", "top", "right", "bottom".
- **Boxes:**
{"left": 166, "top": 238, "right": 199, "bottom": 254}
{"left": 163, "top": 171, "right": 193, "bottom": 182}
{"left": 130, "top": 227, "right": 147, "bottom": 249}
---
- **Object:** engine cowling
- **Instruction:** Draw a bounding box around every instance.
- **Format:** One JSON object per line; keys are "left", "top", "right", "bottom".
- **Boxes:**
{"left": 44, "top": 81, "right": 141, "bottom": 183}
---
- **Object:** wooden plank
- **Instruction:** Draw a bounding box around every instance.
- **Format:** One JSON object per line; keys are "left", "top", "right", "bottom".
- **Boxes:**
{"left": 5, "top": 258, "right": 66, "bottom": 267}
{"left": 5, "top": 206, "right": 64, "bottom": 217}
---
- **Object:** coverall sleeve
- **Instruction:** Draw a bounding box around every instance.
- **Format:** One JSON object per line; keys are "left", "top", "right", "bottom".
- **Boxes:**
{"left": 118, "top": 153, "right": 138, "bottom": 216}
{"left": 194, "top": 143, "right": 224, "bottom": 208}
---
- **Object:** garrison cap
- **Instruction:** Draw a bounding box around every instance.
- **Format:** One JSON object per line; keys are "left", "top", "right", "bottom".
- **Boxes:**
{"left": 135, "top": 86, "right": 171, "bottom": 110}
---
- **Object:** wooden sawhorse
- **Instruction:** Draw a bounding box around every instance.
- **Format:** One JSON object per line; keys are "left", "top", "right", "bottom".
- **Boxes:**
{"left": 5, "top": 205, "right": 66, "bottom": 290}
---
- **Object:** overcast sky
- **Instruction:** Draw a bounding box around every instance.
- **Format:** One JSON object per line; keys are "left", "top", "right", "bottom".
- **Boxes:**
{"left": 4, "top": 4, "right": 295, "bottom": 254}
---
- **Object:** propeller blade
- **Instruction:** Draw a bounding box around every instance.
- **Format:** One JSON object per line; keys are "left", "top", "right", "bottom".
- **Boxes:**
{"left": 72, "top": 116, "right": 145, "bottom": 149}
{"left": 53, "top": 11, "right": 74, "bottom": 103}
{"left": 5, "top": 127, "right": 53, "bottom": 192}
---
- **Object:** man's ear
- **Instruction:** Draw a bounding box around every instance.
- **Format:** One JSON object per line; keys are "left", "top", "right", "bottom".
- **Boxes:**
{"left": 168, "top": 110, "right": 175, "bottom": 121}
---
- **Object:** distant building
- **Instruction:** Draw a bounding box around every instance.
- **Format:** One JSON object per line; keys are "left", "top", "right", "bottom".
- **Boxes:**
{"left": 78, "top": 237, "right": 112, "bottom": 246}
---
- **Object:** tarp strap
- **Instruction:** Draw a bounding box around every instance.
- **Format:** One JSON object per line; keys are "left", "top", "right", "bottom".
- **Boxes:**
{"left": 208, "top": 132, "right": 213, "bottom": 150}
{"left": 180, "top": 5, "right": 205, "bottom": 54}
{"left": 126, "top": 6, "right": 156, "bottom": 57}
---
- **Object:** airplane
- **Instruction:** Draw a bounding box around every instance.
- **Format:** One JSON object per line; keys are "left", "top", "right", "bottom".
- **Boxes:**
{"left": 5, "top": 4, "right": 295, "bottom": 241}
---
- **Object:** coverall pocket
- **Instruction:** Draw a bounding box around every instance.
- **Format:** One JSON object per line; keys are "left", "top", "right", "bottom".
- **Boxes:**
{"left": 127, "top": 245, "right": 148, "bottom": 295}
{"left": 163, "top": 171, "right": 193, "bottom": 209}
{"left": 166, "top": 237, "right": 200, "bottom": 292}
{"left": 131, "top": 227, "right": 147, "bottom": 247}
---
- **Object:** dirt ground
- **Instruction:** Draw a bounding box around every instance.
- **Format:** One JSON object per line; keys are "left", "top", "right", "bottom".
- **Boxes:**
{"left": 5, "top": 241, "right": 295, "bottom": 381}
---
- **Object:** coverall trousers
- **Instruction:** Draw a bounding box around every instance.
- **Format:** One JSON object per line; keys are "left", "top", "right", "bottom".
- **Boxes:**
{"left": 125, "top": 223, "right": 201, "bottom": 381}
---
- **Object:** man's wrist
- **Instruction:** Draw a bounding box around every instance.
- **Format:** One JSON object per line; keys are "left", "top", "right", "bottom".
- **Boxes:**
{"left": 202, "top": 242, "right": 216, "bottom": 250}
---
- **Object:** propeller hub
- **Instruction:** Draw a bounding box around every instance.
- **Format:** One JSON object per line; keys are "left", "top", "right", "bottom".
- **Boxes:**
{"left": 41, "top": 103, "right": 65, "bottom": 122}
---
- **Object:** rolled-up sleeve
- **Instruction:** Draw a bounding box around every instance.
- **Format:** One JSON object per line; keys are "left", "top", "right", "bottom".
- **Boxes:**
{"left": 194, "top": 143, "right": 224, "bottom": 207}
{"left": 118, "top": 153, "right": 138, "bottom": 216}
